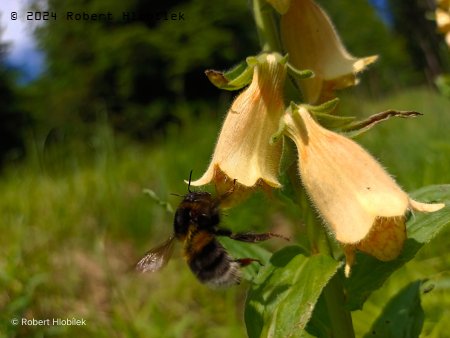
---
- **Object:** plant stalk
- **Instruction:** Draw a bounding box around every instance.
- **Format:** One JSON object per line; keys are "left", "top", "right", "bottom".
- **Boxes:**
{"left": 323, "top": 275, "right": 356, "bottom": 338}
{"left": 252, "top": 2, "right": 356, "bottom": 337}
{"left": 252, "top": 0, "right": 283, "bottom": 52}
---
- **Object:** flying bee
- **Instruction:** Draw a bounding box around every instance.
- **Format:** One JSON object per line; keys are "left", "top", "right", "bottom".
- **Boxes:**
{"left": 136, "top": 173, "right": 288, "bottom": 287}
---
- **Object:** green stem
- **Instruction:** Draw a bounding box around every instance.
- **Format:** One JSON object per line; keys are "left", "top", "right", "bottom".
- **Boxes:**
{"left": 323, "top": 275, "right": 355, "bottom": 338}
{"left": 252, "top": 0, "right": 283, "bottom": 52}
{"left": 286, "top": 164, "right": 322, "bottom": 254}
{"left": 252, "top": 2, "right": 355, "bottom": 336}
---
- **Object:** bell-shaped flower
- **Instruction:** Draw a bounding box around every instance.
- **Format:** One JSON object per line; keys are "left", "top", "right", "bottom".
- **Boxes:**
{"left": 191, "top": 53, "right": 287, "bottom": 202}
{"left": 280, "top": 104, "right": 445, "bottom": 275}
{"left": 280, "top": 0, "right": 377, "bottom": 104}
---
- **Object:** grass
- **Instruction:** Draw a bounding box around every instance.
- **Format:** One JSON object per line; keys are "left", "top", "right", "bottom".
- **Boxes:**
{"left": 0, "top": 87, "right": 449, "bottom": 337}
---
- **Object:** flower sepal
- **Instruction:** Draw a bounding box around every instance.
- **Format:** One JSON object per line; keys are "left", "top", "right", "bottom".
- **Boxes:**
{"left": 304, "top": 97, "right": 339, "bottom": 114}
{"left": 286, "top": 62, "right": 315, "bottom": 80}
{"left": 340, "top": 110, "right": 423, "bottom": 138}
{"left": 205, "top": 60, "right": 254, "bottom": 91}
{"left": 314, "top": 113, "right": 356, "bottom": 130}
{"left": 205, "top": 54, "right": 289, "bottom": 91}
{"left": 302, "top": 98, "right": 358, "bottom": 129}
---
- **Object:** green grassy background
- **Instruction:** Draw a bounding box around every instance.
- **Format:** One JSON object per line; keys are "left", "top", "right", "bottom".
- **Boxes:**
{"left": 0, "top": 88, "right": 449, "bottom": 337}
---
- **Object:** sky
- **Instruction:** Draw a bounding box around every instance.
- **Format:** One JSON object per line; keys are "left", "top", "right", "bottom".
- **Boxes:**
{"left": 368, "top": 0, "right": 393, "bottom": 26}
{"left": 0, "top": 0, "right": 45, "bottom": 83}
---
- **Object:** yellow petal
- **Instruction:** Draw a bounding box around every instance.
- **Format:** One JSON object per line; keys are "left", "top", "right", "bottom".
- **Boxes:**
{"left": 409, "top": 199, "right": 445, "bottom": 212}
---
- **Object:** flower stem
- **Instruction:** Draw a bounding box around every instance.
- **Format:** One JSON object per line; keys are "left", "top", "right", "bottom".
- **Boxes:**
{"left": 286, "top": 163, "right": 323, "bottom": 254}
{"left": 323, "top": 275, "right": 356, "bottom": 338}
{"left": 252, "top": 0, "right": 282, "bottom": 52}
{"left": 252, "top": 2, "right": 355, "bottom": 336}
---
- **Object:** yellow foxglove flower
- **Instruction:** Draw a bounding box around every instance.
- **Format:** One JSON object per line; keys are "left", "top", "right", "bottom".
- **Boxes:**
{"left": 191, "top": 53, "right": 286, "bottom": 202}
{"left": 280, "top": 0, "right": 377, "bottom": 104}
{"left": 281, "top": 105, "right": 445, "bottom": 275}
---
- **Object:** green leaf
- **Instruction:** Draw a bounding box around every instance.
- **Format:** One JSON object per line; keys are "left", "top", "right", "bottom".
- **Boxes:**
{"left": 304, "top": 292, "right": 333, "bottom": 338}
{"left": 363, "top": 281, "right": 424, "bottom": 338}
{"left": 344, "top": 184, "right": 450, "bottom": 310}
{"left": 245, "top": 246, "right": 340, "bottom": 338}
{"left": 435, "top": 74, "right": 450, "bottom": 98}
{"left": 142, "top": 189, "right": 174, "bottom": 214}
{"left": 220, "top": 236, "right": 273, "bottom": 282}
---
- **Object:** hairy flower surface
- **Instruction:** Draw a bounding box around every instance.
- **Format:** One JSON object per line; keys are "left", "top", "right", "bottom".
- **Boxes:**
{"left": 281, "top": 105, "right": 445, "bottom": 275}
{"left": 280, "top": 0, "right": 377, "bottom": 104}
{"left": 191, "top": 53, "right": 286, "bottom": 200}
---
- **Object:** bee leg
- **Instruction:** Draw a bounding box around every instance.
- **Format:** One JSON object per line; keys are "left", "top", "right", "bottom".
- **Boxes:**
{"left": 215, "top": 227, "right": 289, "bottom": 242}
{"left": 229, "top": 232, "right": 289, "bottom": 243}
{"left": 215, "top": 179, "right": 238, "bottom": 205}
{"left": 235, "top": 258, "right": 263, "bottom": 267}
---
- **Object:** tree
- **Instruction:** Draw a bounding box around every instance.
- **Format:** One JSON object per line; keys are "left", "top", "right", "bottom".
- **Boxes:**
{"left": 30, "top": 0, "right": 258, "bottom": 139}
{"left": 387, "top": 0, "right": 449, "bottom": 85}
{"left": 0, "top": 25, "right": 28, "bottom": 166}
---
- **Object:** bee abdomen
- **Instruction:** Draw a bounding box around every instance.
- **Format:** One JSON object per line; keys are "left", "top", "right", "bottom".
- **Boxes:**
{"left": 187, "top": 240, "right": 241, "bottom": 287}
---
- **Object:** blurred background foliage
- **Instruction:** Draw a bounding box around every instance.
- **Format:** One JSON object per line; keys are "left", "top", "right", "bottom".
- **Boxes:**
{"left": 1, "top": 0, "right": 449, "bottom": 162}
{"left": 26, "top": 0, "right": 259, "bottom": 142}
{"left": 0, "top": 0, "right": 449, "bottom": 337}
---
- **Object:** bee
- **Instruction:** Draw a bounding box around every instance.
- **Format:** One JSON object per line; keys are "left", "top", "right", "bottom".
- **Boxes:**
{"left": 136, "top": 173, "right": 287, "bottom": 287}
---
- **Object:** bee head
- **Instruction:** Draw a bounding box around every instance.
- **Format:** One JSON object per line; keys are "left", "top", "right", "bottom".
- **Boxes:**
{"left": 181, "top": 170, "right": 214, "bottom": 203}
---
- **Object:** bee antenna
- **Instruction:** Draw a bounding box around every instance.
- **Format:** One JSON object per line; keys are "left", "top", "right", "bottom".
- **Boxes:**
{"left": 188, "top": 170, "right": 193, "bottom": 193}
{"left": 170, "top": 193, "right": 182, "bottom": 197}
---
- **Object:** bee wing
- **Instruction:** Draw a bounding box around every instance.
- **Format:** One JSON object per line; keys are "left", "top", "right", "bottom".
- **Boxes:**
{"left": 136, "top": 234, "right": 176, "bottom": 273}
